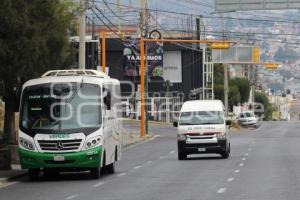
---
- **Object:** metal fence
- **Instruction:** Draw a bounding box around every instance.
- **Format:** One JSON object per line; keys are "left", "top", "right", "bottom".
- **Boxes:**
{"left": 121, "top": 96, "right": 183, "bottom": 123}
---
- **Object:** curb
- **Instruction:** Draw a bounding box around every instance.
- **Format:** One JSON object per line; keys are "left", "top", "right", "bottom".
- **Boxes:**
{"left": 123, "top": 119, "right": 172, "bottom": 126}
{"left": 0, "top": 171, "right": 27, "bottom": 183}
{"left": 122, "top": 134, "right": 156, "bottom": 151}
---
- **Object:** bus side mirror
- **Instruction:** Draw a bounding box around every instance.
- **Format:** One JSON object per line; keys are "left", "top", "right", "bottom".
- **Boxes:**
{"left": 226, "top": 120, "right": 232, "bottom": 126}
{"left": 173, "top": 121, "right": 178, "bottom": 127}
{"left": 104, "top": 90, "right": 111, "bottom": 110}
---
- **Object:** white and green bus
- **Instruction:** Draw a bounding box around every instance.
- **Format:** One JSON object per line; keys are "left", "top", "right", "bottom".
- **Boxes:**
{"left": 18, "top": 70, "right": 122, "bottom": 180}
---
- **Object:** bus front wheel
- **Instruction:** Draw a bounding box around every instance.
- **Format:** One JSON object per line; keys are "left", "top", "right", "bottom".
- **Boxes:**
{"left": 106, "top": 147, "right": 117, "bottom": 174}
{"left": 28, "top": 169, "right": 39, "bottom": 181}
{"left": 106, "top": 162, "right": 115, "bottom": 174}
{"left": 90, "top": 167, "right": 100, "bottom": 179}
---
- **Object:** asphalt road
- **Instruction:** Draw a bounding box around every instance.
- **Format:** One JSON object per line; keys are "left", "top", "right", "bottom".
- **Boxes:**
{"left": 1, "top": 121, "right": 300, "bottom": 200}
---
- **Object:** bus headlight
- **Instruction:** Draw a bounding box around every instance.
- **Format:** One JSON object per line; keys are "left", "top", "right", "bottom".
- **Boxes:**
{"left": 19, "top": 137, "right": 35, "bottom": 151}
{"left": 84, "top": 136, "right": 102, "bottom": 149}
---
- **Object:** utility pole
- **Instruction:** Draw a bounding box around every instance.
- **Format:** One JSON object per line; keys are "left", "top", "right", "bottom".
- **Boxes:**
{"left": 140, "top": 0, "right": 148, "bottom": 137}
{"left": 98, "top": 32, "right": 101, "bottom": 70}
{"left": 196, "top": 16, "right": 200, "bottom": 49}
{"left": 117, "top": 0, "right": 122, "bottom": 34}
{"left": 101, "top": 32, "right": 106, "bottom": 73}
{"left": 221, "top": 13, "right": 229, "bottom": 116}
{"left": 79, "top": 0, "right": 86, "bottom": 69}
{"left": 91, "top": 0, "right": 95, "bottom": 69}
{"left": 224, "top": 64, "right": 229, "bottom": 116}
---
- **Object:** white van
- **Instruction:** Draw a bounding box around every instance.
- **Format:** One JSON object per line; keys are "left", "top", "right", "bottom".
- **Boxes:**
{"left": 18, "top": 70, "right": 122, "bottom": 180}
{"left": 174, "top": 100, "right": 231, "bottom": 160}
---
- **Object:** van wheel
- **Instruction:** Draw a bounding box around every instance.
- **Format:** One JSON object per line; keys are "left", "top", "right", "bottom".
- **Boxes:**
{"left": 221, "top": 151, "right": 230, "bottom": 159}
{"left": 178, "top": 149, "right": 187, "bottom": 160}
{"left": 28, "top": 169, "right": 39, "bottom": 181}
{"left": 90, "top": 167, "right": 100, "bottom": 179}
{"left": 221, "top": 145, "right": 230, "bottom": 159}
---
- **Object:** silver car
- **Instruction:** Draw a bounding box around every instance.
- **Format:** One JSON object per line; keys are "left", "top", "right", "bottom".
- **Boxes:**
{"left": 238, "top": 111, "right": 258, "bottom": 127}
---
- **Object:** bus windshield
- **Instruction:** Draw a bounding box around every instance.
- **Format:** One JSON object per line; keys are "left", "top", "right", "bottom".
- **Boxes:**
{"left": 179, "top": 111, "right": 224, "bottom": 126}
{"left": 20, "top": 82, "right": 102, "bottom": 132}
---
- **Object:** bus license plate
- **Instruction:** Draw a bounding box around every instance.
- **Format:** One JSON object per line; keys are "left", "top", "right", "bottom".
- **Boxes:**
{"left": 54, "top": 155, "right": 65, "bottom": 162}
{"left": 198, "top": 148, "right": 206, "bottom": 152}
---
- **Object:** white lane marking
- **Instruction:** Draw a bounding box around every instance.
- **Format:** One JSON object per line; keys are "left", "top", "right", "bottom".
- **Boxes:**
{"left": 245, "top": 153, "right": 249, "bottom": 156}
{"left": 118, "top": 172, "right": 127, "bottom": 177}
{"left": 239, "top": 163, "right": 244, "bottom": 167}
{"left": 147, "top": 161, "right": 153, "bottom": 164}
{"left": 242, "top": 157, "right": 246, "bottom": 161}
{"left": 227, "top": 177, "right": 234, "bottom": 182}
{"left": 134, "top": 165, "right": 142, "bottom": 169}
{"left": 65, "top": 194, "right": 78, "bottom": 200}
{"left": 169, "top": 150, "right": 175, "bottom": 154}
{"left": 159, "top": 156, "right": 165, "bottom": 159}
{"left": 234, "top": 170, "right": 240, "bottom": 173}
{"left": 217, "top": 188, "right": 227, "bottom": 194}
{"left": 93, "top": 182, "right": 105, "bottom": 188}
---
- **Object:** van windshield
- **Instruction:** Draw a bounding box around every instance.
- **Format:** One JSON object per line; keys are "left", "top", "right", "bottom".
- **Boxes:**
{"left": 20, "top": 83, "right": 102, "bottom": 133}
{"left": 239, "top": 112, "right": 255, "bottom": 118}
{"left": 179, "top": 111, "right": 224, "bottom": 125}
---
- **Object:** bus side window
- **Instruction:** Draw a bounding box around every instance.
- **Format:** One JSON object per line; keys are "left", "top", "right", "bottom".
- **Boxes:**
{"left": 103, "top": 88, "right": 111, "bottom": 110}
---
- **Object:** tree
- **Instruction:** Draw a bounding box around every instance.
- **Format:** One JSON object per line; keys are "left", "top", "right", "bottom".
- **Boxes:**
{"left": 214, "top": 84, "right": 241, "bottom": 111}
{"left": 230, "top": 78, "right": 251, "bottom": 103}
{"left": 228, "top": 85, "right": 241, "bottom": 110}
{"left": 214, "top": 64, "right": 224, "bottom": 84}
{"left": 214, "top": 84, "right": 224, "bottom": 102}
{"left": 0, "top": 0, "right": 74, "bottom": 161}
{"left": 255, "top": 92, "right": 274, "bottom": 121}
{"left": 214, "top": 65, "right": 246, "bottom": 111}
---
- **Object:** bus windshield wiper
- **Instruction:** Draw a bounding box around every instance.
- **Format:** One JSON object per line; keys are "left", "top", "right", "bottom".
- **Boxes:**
{"left": 65, "top": 78, "right": 84, "bottom": 104}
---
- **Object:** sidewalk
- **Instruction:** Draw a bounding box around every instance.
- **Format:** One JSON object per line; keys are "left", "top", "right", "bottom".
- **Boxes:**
{"left": 0, "top": 165, "right": 26, "bottom": 183}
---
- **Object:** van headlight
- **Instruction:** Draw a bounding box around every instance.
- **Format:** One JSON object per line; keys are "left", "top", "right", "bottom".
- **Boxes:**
{"left": 177, "top": 134, "right": 187, "bottom": 141}
{"left": 19, "top": 137, "right": 35, "bottom": 151}
{"left": 216, "top": 132, "right": 226, "bottom": 139}
{"left": 84, "top": 136, "right": 102, "bottom": 149}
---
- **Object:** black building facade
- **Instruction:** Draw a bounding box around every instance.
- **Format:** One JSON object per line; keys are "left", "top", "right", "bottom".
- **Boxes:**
{"left": 86, "top": 38, "right": 203, "bottom": 99}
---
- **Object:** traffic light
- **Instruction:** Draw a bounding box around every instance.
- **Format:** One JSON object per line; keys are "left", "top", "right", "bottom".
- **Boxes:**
{"left": 253, "top": 48, "right": 260, "bottom": 64}
{"left": 265, "top": 63, "right": 278, "bottom": 70}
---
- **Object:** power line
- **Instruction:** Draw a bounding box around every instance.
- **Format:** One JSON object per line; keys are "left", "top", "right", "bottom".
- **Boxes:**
{"left": 164, "top": 28, "right": 300, "bottom": 37}
{"left": 162, "top": 0, "right": 212, "bottom": 13}
{"left": 92, "top": 6, "right": 205, "bottom": 53}
{"left": 95, "top": 0, "right": 300, "bottom": 24}
{"left": 91, "top": 2, "right": 300, "bottom": 48}
{"left": 102, "top": 0, "right": 136, "bottom": 22}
